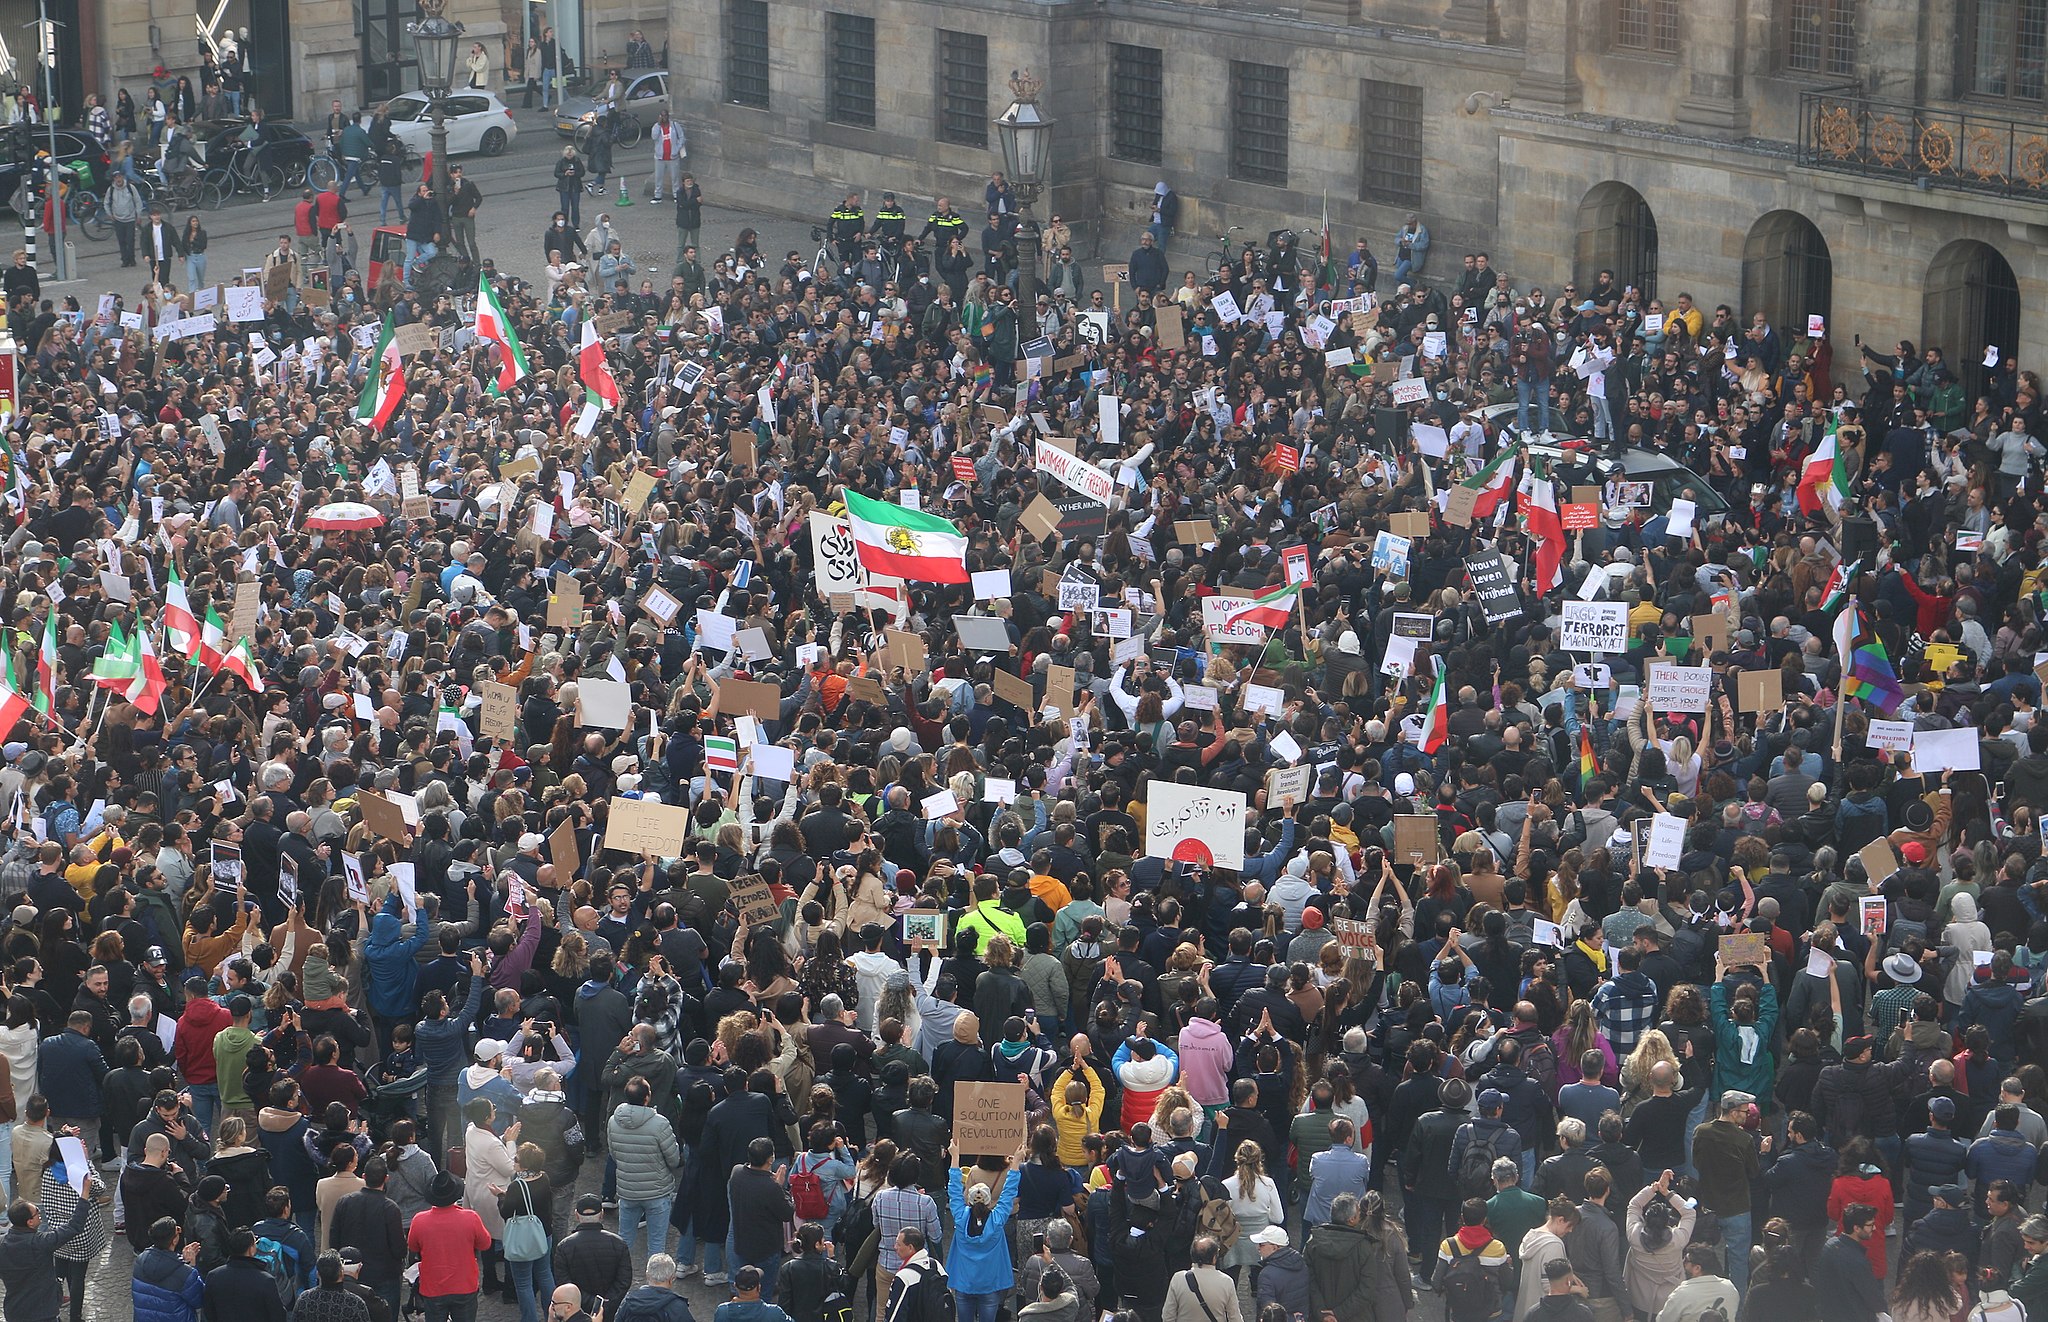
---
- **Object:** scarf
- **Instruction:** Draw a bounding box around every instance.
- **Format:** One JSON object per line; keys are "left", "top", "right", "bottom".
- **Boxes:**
{"left": 1574, "top": 939, "right": 1608, "bottom": 976}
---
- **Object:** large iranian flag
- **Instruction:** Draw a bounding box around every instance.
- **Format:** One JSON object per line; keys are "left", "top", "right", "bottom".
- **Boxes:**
{"left": 1221, "top": 582, "right": 1303, "bottom": 630}
{"left": 842, "top": 490, "right": 970, "bottom": 584}
{"left": 579, "top": 320, "right": 620, "bottom": 409}
{"left": 162, "top": 565, "right": 201, "bottom": 658}
{"left": 1798, "top": 429, "right": 1849, "bottom": 516}
{"left": 221, "top": 637, "right": 265, "bottom": 693}
{"left": 1461, "top": 448, "right": 1518, "bottom": 519}
{"left": 1519, "top": 466, "right": 1566, "bottom": 595}
{"left": 200, "top": 605, "right": 230, "bottom": 672}
{"left": 355, "top": 314, "right": 406, "bottom": 431}
{"left": 1418, "top": 660, "right": 1450, "bottom": 753}
{"left": 476, "top": 274, "right": 531, "bottom": 396}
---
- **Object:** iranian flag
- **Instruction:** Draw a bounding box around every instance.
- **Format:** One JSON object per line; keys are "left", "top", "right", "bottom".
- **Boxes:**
{"left": 92, "top": 623, "right": 139, "bottom": 693}
{"left": 1221, "top": 582, "right": 1303, "bottom": 631}
{"left": 355, "top": 314, "right": 406, "bottom": 431}
{"left": 162, "top": 565, "right": 202, "bottom": 658}
{"left": 0, "top": 679, "right": 28, "bottom": 740}
{"left": 475, "top": 273, "right": 530, "bottom": 396}
{"left": 220, "top": 638, "right": 265, "bottom": 693}
{"left": 1418, "top": 660, "right": 1450, "bottom": 754}
{"left": 705, "top": 735, "right": 740, "bottom": 775}
{"left": 200, "top": 605, "right": 230, "bottom": 672}
{"left": 126, "top": 629, "right": 167, "bottom": 714}
{"left": 1519, "top": 466, "right": 1566, "bottom": 595}
{"left": 842, "top": 490, "right": 970, "bottom": 584}
{"left": 579, "top": 320, "right": 620, "bottom": 409}
{"left": 1461, "top": 448, "right": 1518, "bottom": 519}
{"left": 1797, "top": 429, "right": 1849, "bottom": 516}
{"left": 35, "top": 611, "right": 55, "bottom": 714}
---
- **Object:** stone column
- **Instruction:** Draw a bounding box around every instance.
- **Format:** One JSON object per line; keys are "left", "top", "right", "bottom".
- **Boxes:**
{"left": 1677, "top": 0, "right": 1750, "bottom": 133}
{"left": 1514, "top": 0, "right": 1580, "bottom": 105}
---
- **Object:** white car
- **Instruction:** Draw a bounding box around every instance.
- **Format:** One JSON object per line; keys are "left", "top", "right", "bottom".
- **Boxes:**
{"left": 380, "top": 90, "right": 518, "bottom": 157}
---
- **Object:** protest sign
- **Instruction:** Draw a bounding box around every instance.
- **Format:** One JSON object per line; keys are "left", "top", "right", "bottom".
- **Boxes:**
{"left": 732, "top": 877, "right": 781, "bottom": 926}
{"left": 1560, "top": 601, "right": 1629, "bottom": 653}
{"left": 1465, "top": 553, "right": 1521, "bottom": 623}
{"left": 1144, "top": 783, "right": 1246, "bottom": 869}
{"left": 604, "top": 797, "right": 693, "bottom": 857}
{"left": 1647, "top": 664, "right": 1712, "bottom": 713}
{"left": 953, "top": 1082, "right": 1029, "bottom": 1158}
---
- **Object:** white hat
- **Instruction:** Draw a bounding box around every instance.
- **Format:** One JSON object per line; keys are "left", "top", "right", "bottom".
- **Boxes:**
{"left": 1393, "top": 772, "right": 1416, "bottom": 795}
{"left": 1251, "top": 1226, "right": 1290, "bottom": 1247}
{"left": 518, "top": 832, "right": 545, "bottom": 852}
{"left": 474, "top": 1039, "right": 506, "bottom": 1063}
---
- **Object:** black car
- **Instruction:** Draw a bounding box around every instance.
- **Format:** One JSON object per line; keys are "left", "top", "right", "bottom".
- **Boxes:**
{"left": 0, "top": 130, "right": 112, "bottom": 213}
{"left": 197, "top": 117, "right": 317, "bottom": 177}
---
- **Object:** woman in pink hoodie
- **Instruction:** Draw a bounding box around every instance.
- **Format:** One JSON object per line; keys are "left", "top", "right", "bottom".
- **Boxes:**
{"left": 1176, "top": 999, "right": 1234, "bottom": 1118}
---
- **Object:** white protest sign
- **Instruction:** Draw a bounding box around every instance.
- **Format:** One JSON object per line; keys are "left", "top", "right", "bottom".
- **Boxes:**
{"left": 1201, "top": 596, "right": 1266, "bottom": 644}
{"left": 1647, "top": 663, "right": 1712, "bottom": 713}
{"left": 1036, "top": 438, "right": 1117, "bottom": 504}
{"left": 1560, "top": 601, "right": 1629, "bottom": 653}
{"left": 1644, "top": 812, "right": 1686, "bottom": 868}
{"left": 1866, "top": 720, "right": 1914, "bottom": 754}
{"left": 1910, "top": 727, "right": 1980, "bottom": 773}
{"left": 1143, "top": 782, "right": 1247, "bottom": 870}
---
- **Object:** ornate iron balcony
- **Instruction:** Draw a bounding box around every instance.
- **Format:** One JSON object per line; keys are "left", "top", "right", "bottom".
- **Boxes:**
{"left": 1798, "top": 88, "right": 2048, "bottom": 199}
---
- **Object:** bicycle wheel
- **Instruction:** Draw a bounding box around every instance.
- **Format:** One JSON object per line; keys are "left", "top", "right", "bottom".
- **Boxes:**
{"left": 251, "top": 162, "right": 285, "bottom": 200}
{"left": 200, "top": 169, "right": 233, "bottom": 210}
{"left": 303, "top": 155, "right": 337, "bottom": 190}
{"left": 127, "top": 176, "right": 156, "bottom": 207}
{"left": 70, "top": 193, "right": 107, "bottom": 240}
{"left": 617, "top": 114, "right": 644, "bottom": 148}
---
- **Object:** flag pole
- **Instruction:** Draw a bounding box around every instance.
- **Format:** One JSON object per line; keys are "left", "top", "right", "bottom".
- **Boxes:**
{"left": 1831, "top": 597, "right": 1853, "bottom": 762}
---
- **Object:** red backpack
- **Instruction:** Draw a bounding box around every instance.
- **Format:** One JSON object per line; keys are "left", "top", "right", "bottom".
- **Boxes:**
{"left": 790, "top": 1150, "right": 834, "bottom": 1223}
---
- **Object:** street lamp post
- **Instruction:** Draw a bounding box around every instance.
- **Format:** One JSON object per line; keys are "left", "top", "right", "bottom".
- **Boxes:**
{"left": 407, "top": 0, "right": 463, "bottom": 203}
{"left": 993, "top": 68, "right": 1054, "bottom": 317}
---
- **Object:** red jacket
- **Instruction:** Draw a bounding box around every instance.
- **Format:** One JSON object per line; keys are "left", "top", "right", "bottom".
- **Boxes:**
{"left": 408, "top": 1205, "right": 491, "bottom": 1296}
{"left": 294, "top": 197, "right": 317, "bottom": 238}
{"left": 174, "top": 995, "right": 230, "bottom": 1084}
{"left": 315, "top": 189, "right": 346, "bottom": 228}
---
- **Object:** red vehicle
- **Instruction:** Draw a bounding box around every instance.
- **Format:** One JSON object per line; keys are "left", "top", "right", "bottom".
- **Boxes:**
{"left": 365, "top": 225, "right": 408, "bottom": 292}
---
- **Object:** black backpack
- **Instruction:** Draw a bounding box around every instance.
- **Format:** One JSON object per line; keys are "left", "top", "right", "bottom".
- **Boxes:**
{"left": 1457, "top": 1124, "right": 1511, "bottom": 1199}
{"left": 1437, "top": 1238, "right": 1505, "bottom": 1322}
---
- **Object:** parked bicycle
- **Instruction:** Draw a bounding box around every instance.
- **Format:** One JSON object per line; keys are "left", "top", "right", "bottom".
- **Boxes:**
{"left": 158, "top": 168, "right": 227, "bottom": 212}
{"left": 1203, "top": 226, "right": 1247, "bottom": 277}
{"left": 208, "top": 143, "right": 288, "bottom": 200}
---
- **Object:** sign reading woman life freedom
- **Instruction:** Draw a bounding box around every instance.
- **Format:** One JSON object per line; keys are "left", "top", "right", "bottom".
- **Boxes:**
{"left": 1144, "top": 783, "right": 1247, "bottom": 870}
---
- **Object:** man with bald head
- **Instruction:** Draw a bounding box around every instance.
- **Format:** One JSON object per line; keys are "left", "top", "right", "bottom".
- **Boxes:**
{"left": 119, "top": 1131, "right": 193, "bottom": 1249}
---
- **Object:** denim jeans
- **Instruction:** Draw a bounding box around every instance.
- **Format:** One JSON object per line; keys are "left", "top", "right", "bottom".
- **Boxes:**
{"left": 1721, "top": 1210, "right": 1751, "bottom": 1298}
{"left": 380, "top": 186, "right": 403, "bottom": 224}
{"left": 617, "top": 1196, "right": 672, "bottom": 1259}
{"left": 1518, "top": 1149, "right": 1536, "bottom": 1188}
{"left": 404, "top": 238, "right": 437, "bottom": 279}
{"left": 185, "top": 253, "right": 207, "bottom": 294}
{"left": 0, "top": 1121, "right": 11, "bottom": 1198}
{"left": 1591, "top": 394, "right": 1613, "bottom": 441}
{"left": 1516, "top": 375, "right": 1552, "bottom": 434}
{"left": 423, "top": 1294, "right": 479, "bottom": 1322}
{"left": 184, "top": 1083, "right": 216, "bottom": 1136}
{"left": 507, "top": 1255, "right": 555, "bottom": 1322}
{"left": 1681, "top": 1090, "right": 1709, "bottom": 1170}
{"left": 954, "top": 1290, "right": 1003, "bottom": 1322}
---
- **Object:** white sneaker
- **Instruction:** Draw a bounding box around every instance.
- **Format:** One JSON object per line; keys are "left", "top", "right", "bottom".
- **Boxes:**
{"left": 703, "top": 1273, "right": 729, "bottom": 1286}
{"left": 675, "top": 1264, "right": 700, "bottom": 1279}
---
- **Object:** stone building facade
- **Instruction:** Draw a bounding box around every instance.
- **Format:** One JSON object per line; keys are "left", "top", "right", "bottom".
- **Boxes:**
{"left": 668, "top": 0, "right": 2048, "bottom": 391}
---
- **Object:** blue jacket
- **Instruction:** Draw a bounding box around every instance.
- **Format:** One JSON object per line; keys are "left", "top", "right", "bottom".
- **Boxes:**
{"left": 38, "top": 1029, "right": 109, "bottom": 1117}
{"left": 457, "top": 1068, "right": 523, "bottom": 1132}
{"left": 1971, "top": 1128, "right": 2039, "bottom": 1196}
{"left": 1901, "top": 1129, "right": 1970, "bottom": 1211}
{"left": 1304, "top": 1142, "right": 1370, "bottom": 1226}
{"left": 946, "top": 1167, "right": 1020, "bottom": 1296}
{"left": 251, "top": 1215, "right": 319, "bottom": 1291}
{"left": 363, "top": 898, "right": 431, "bottom": 1018}
{"left": 1959, "top": 981, "right": 2026, "bottom": 1061}
{"left": 1903, "top": 1205, "right": 1979, "bottom": 1261}
{"left": 1759, "top": 1138, "right": 1835, "bottom": 1224}
{"left": 417, "top": 969, "right": 487, "bottom": 1086}
{"left": 132, "top": 1245, "right": 206, "bottom": 1322}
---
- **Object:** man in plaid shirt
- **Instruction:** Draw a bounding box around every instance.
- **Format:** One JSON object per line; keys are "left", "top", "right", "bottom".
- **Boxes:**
{"left": 1590, "top": 946, "right": 1662, "bottom": 1055}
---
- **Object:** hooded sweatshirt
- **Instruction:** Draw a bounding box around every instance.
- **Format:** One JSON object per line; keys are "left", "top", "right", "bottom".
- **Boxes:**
{"left": 1176, "top": 1017, "right": 1233, "bottom": 1107}
{"left": 363, "top": 898, "right": 431, "bottom": 1018}
{"left": 212, "top": 1023, "right": 259, "bottom": 1106}
{"left": 1113, "top": 1038, "right": 1180, "bottom": 1132}
{"left": 174, "top": 996, "right": 230, "bottom": 1086}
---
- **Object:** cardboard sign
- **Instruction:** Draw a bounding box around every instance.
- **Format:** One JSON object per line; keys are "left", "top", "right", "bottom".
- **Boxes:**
{"left": 843, "top": 675, "right": 888, "bottom": 706}
{"left": 1175, "top": 519, "right": 1218, "bottom": 546}
{"left": 1045, "top": 664, "right": 1077, "bottom": 719}
{"left": 1647, "top": 664, "right": 1712, "bottom": 713}
{"left": 882, "top": 628, "right": 927, "bottom": 671}
{"left": 1858, "top": 838, "right": 1900, "bottom": 884}
{"left": 549, "top": 819, "right": 581, "bottom": 878}
{"left": 1019, "top": 494, "right": 1061, "bottom": 542}
{"left": 953, "top": 1081, "right": 1030, "bottom": 1158}
{"left": 992, "top": 668, "right": 1035, "bottom": 711}
{"left": 548, "top": 580, "right": 585, "bottom": 629}
{"left": 231, "top": 578, "right": 261, "bottom": 650}
{"left": 1443, "top": 483, "right": 1480, "bottom": 528}
{"left": 480, "top": 680, "right": 520, "bottom": 741}
{"left": 603, "top": 796, "right": 694, "bottom": 857}
{"left": 1736, "top": 669, "right": 1783, "bottom": 712}
{"left": 1143, "top": 783, "right": 1247, "bottom": 870}
{"left": 1389, "top": 511, "right": 1431, "bottom": 539}
{"left": 1155, "top": 305, "right": 1184, "bottom": 351}
{"left": 1720, "top": 932, "right": 1771, "bottom": 969}
{"left": 356, "top": 790, "right": 411, "bottom": 842}
{"left": 721, "top": 677, "right": 782, "bottom": 717}
{"left": 1393, "top": 815, "right": 1439, "bottom": 866}
{"left": 732, "top": 877, "right": 780, "bottom": 926}
{"left": 1692, "top": 614, "right": 1733, "bottom": 653}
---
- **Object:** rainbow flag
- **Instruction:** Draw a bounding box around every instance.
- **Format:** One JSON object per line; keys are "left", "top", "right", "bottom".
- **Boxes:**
{"left": 1832, "top": 600, "right": 1905, "bottom": 715}
{"left": 1579, "top": 725, "right": 1598, "bottom": 785}
{"left": 971, "top": 363, "right": 993, "bottom": 393}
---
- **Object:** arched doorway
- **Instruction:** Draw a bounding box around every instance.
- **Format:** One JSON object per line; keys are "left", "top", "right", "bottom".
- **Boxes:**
{"left": 1924, "top": 240, "right": 2020, "bottom": 402}
{"left": 1575, "top": 182, "right": 1658, "bottom": 302}
{"left": 1743, "top": 211, "right": 1833, "bottom": 342}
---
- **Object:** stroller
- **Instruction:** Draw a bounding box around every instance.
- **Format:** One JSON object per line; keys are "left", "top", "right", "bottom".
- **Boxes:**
{"left": 361, "top": 1065, "right": 429, "bottom": 1143}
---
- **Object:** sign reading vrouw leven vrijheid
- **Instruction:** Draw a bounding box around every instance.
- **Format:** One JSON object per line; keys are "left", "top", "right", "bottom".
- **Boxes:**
{"left": 1465, "top": 552, "right": 1523, "bottom": 623}
{"left": 1144, "top": 782, "right": 1247, "bottom": 870}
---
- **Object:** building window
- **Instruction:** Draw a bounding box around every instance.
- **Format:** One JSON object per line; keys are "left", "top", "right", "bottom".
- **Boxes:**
{"left": 1230, "top": 60, "right": 1289, "bottom": 186}
{"left": 828, "top": 12, "right": 876, "bottom": 127}
{"left": 1963, "top": 0, "right": 2048, "bottom": 102}
{"left": 1361, "top": 80, "right": 1423, "bottom": 207}
{"left": 1110, "top": 44, "right": 1164, "bottom": 164}
{"left": 1614, "top": 0, "right": 1680, "bottom": 54}
{"left": 935, "top": 31, "right": 987, "bottom": 147}
{"left": 723, "top": 0, "right": 769, "bottom": 109}
{"left": 1786, "top": 0, "right": 1855, "bottom": 75}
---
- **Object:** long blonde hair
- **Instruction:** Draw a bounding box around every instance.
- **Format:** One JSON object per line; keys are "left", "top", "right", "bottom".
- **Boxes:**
{"left": 1624, "top": 1028, "right": 1678, "bottom": 1092}
{"left": 1563, "top": 998, "right": 1600, "bottom": 1062}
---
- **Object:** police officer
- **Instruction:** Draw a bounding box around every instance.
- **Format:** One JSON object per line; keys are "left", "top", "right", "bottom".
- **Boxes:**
{"left": 871, "top": 191, "right": 906, "bottom": 248}
{"left": 919, "top": 196, "right": 966, "bottom": 252}
{"left": 828, "top": 190, "right": 866, "bottom": 263}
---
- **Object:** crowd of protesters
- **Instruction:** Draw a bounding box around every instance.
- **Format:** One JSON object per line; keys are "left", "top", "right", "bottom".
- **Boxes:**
{"left": 0, "top": 151, "right": 2036, "bottom": 1322}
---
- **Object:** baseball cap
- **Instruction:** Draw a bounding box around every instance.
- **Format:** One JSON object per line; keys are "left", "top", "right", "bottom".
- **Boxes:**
{"left": 1932, "top": 1182, "right": 1967, "bottom": 1204}
{"left": 144, "top": 946, "right": 167, "bottom": 966}
{"left": 1929, "top": 1097, "right": 1957, "bottom": 1123}
{"left": 1478, "top": 1088, "right": 1507, "bottom": 1112}
{"left": 336, "top": 1246, "right": 364, "bottom": 1266}
{"left": 1250, "top": 1226, "right": 1289, "bottom": 1246}
{"left": 518, "top": 832, "right": 545, "bottom": 851}
{"left": 1393, "top": 772, "right": 1416, "bottom": 795}
{"left": 575, "top": 1193, "right": 605, "bottom": 1218}
{"left": 1901, "top": 840, "right": 1928, "bottom": 865}
{"left": 474, "top": 1039, "right": 506, "bottom": 1062}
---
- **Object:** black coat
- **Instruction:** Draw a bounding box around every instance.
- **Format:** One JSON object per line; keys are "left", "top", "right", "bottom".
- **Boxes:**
{"left": 202, "top": 1256, "right": 290, "bottom": 1322}
{"left": 553, "top": 1223, "right": 633, "bottom": 1305}
{"left": 328, "top": 1187, "right": 406, "bottom": 1286}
